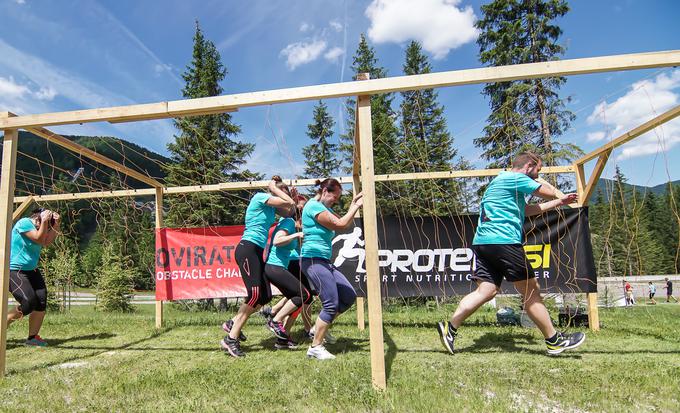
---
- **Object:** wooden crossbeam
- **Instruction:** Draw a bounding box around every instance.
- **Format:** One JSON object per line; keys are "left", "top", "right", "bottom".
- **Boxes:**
{"left": 576, "top": 103, "right": 680, "bottom": 165}
{"left": 12, "top": 196, "right": 34, "bottom": 222}
{"left": 13, "top": 167, "right": 574, "bottom": 203}
{"left": 1, "top": 50, "right": 679, "bottom": 130}
{"left": 581, "top": 150, "right": 612, "bottom": 206}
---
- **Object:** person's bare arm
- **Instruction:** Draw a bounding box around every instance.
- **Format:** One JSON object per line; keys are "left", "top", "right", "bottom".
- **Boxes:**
{"left": 316, "top": 193, "right": 363, "bottom": 231}
{"left": 22, "top": 211, "right": 52, "bottom": 246}
{"left": 525, "top": 194, "right": 578, "bottom": 217}
{"left": 273, "top": 229, "right": 303, "bottom": 247}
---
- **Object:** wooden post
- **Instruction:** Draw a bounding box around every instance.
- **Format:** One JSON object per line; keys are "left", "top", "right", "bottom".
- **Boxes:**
{"left": 155, "top": 187, "right": 163, "bottom": 328}
{"left": 354, "top": 73, "right": 369, "bottom": 331}
{"left": 357, "top": 93, "right": 387, "bottom": 390}
{"left": 12, "top": 196, "right": 34, "bottom": 223}
{"left": 0, "top": 128, "right": 19, "bottom": 377}
{"left": 587, "top": 293, "right": 600, "bottom": 331}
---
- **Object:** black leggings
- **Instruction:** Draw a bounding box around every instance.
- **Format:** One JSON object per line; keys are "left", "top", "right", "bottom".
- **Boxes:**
{"left": 235, "top": 240, "right": 272, "bottom": 307}
{"left": 264, "top": 263, "right": 313, "bottom": 308}
{"left": 9, "top": 269, "right": 47, "bottom": 315}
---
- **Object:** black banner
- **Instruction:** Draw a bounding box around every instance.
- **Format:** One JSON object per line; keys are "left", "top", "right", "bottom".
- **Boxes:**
{"left": 330, "top": 207, "right": 597, "bottom": 297}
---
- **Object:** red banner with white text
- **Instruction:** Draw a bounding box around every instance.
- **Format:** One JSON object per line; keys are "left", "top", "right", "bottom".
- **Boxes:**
{"left": 155, "top": 226, "right": 249, "bottom": 301}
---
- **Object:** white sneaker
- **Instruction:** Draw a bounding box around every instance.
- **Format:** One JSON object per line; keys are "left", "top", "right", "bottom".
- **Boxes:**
{"left": 306, "top": 345, "right": 336, "bottom": 360}
{"left": 309, "top": 326, "right": 338, "bottom": 344}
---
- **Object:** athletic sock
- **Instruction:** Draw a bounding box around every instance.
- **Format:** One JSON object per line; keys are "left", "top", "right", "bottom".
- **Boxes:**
{"left": 545, "top": 333, "right": 559, "bottom": 344}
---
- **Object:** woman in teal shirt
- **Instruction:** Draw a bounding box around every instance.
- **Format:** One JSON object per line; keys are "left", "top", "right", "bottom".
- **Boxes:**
{"left": 300, "top": 178, "right": 363, "bottom": 360}
{"left": 221, "top": 176, "right": 296, "bottom": 358}
{"left": 262, "top": 195, "right": 314, "bottom": 349}
{"left": 7, "top": 208, "right": 60, "bottom": 346}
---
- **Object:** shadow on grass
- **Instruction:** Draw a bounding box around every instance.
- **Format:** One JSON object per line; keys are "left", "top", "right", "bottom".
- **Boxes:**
{"left": 7, "top": 333, "right": 117, "bottom": 349}
{"left": 457, "top": 331, "right": 582, "bottom": 358}
{"left": 7, "top": 328, "right": 170, "bottom": 376}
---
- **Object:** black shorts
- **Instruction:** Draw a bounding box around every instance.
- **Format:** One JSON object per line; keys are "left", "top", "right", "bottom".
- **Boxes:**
{"left": 9, "top": 269, "right": 48, "bottom": 314}
{"left": 472, "top": 244, "right": 534, "bottom": 287}
{"left": 649, "top": 293, "right": 655, "bottom": 299}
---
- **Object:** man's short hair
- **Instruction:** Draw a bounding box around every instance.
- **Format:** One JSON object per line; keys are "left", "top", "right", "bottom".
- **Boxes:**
{"left": 512, "top": 152, "right": 541, "bottom": 168}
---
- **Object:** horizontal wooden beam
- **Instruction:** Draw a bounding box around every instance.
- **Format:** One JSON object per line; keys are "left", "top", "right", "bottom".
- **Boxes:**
{"left": 1, "top": 50, "right": 679, "bottom": 129}
{"left": 373, "top": 165, "right": 573, "bottom": 182}
{"left": 576, "top": 103, "right": 680, "bottom": 165}
{"left": 13, "top": 167, "right": 574, "bottom": 203}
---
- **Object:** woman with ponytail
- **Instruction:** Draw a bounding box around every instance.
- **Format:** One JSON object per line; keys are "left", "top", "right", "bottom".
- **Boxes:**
{"left": 221, "top": 176, "right": 296, "bottom": 358}
{"left": 301, "top": 178, "right": 363, "bottom": 360}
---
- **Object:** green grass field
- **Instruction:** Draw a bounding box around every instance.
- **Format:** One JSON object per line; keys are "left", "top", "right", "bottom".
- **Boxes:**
{"left": 1, "top": 301, "right": 679, "bottom": 412}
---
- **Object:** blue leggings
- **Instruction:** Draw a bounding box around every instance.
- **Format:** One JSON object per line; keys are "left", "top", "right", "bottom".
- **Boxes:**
{"left": 301, "top": 258, "right": 356, "bottom": 324}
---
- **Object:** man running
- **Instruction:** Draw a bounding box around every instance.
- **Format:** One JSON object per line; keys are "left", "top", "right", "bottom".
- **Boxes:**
{"left": 663, "top": 278, "right": 677, "bottom": 303}
{"left": 437, "top": 152, "right": 585, "bottom": 355}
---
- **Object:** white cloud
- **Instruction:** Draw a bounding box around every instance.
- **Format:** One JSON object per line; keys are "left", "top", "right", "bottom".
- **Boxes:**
{"left": 0, "top": 76, "right": 30, "bottom": 99}
{"left": 365, "top": 0, "right": 478, "bottom": 59}
{"left": 586, "top": 70, "right": 680, "bottom": 160}
{"left": 324, "top": 47, "right": 344, "bottom": 62}
{"left": 13, "top": 0, "right": 26, "bottom": 4}
{"left": 35, "top": 86, "right": 57, "bottom": 101}
{"left": 280, "top": 39, "right": 327, "bottom": 70}
{"left": 329, "top": 20, "right": 343, "bottom": 32}
{"left": 586, "top": 131, "right": 606, "bottom": 142}
{"left": 299, "top": 22, "right": 313, "bottom": 32}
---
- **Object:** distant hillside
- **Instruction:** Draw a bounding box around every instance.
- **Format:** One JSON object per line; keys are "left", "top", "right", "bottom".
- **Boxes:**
{"left": 592, "top": 178, "right": 679, "bottom": 202}
{"left": 4, "top": 131, "right": 172, "bottom": 196}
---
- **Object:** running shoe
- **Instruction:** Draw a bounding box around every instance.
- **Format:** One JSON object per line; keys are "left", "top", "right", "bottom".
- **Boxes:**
{"left": 306, "top": 344, "right": 335, "bottom": 360}
{"left": 222, "top": 319, "right": 247, "bottom": 341}
{"left": 267, "top": 319, "right": 290, "bottom": 340}
{"left": 220, "top": 336, "right": 245, "bottom": 358}
{"left": 309, "top": 326, "right": 337, "bottom": 344}
{"left": 274, "top": 338, "right": 299, "bottom": 350}
{"left": 436, "top": 321, "right": 456, "bottom": 354}
{"left": 259, "top": 306, "right": 273, "bottom": 322}
{"left": 24, "top": 335, "right": 48, "bottom": 347}
{"left": 546, "top": 332, "right": 586, "bottom": 355}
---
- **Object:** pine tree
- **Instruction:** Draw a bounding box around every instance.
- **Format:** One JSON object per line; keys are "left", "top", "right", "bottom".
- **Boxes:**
{"left": 302, "top": 101, "right": 341, "bottom": 179}
{"left": 474, "top": 0, "right": 580, "bottom": 171}
{"left": 96, "top": 241, "right": 134, "bottom": 312}
{"left": 339, "top": 34, "right": 399, "bottom": 214}
{"left": 397, "top": 41, "right": 466, "bottom": 216}
{"left": 164, "top": 21, "right": 259, "bottom": 227}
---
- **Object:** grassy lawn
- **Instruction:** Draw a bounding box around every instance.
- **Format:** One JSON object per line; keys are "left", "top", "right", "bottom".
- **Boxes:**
{"left": 1, "top": 301, "right": 679, "bottom": 412}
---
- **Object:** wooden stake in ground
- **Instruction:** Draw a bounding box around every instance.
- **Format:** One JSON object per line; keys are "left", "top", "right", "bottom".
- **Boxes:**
{"left": 357, "top": 93, "right": 387, "bottom": 390}
{"left": 0, "top": 128, "right": 19, "bottom": 377}
{"left": 155, "top": 187, "right": 164, "bottom": 329}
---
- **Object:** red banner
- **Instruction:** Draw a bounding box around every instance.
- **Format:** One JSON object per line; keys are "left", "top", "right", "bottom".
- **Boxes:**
{"left": 155, "top": 226, "right": 250, "bottom": 301}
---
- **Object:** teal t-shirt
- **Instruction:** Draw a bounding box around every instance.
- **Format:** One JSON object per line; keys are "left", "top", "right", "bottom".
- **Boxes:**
{"left": 10, "top": 218, "right": 42, "bottom": 271}
{"left": 266, "top": 217, "right": 299, "bottom": 268}
{"left": 241, "top": 192, "right": 275, "bottom": 248}
{"left": 473, "top": 171, "right": 541, "bottom": 245}
{"left": 301, "top": 199, "right": 335, "bottom": 260}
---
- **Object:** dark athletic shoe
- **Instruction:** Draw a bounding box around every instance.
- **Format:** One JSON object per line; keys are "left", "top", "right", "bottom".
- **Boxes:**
{"left": 546, "top": 332, "right": 586, "bottom": 355}
{"left": 260, "top": 306, "right": 273, "bottom": 323}
{"left": 437, "top": 321, "right": 456, "bottom": 354}
{"left": 25, "top": 335, "right": 48, "bottom": 347}
{"left": 222, "top": 319, "right": 247, "bottom": 342}
{"left": 267, "top": 319, "right": 290, "bottom": 340}
{"left": 220, "top": 336, "right": 245, "bottom": 358}
{"left": 274, "top": 338, "right": 298, "bottom": 350}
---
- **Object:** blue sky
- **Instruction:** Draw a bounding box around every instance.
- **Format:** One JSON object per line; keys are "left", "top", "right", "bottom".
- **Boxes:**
{"left": 1, "top": 0, "right": 679, "bottom": 187}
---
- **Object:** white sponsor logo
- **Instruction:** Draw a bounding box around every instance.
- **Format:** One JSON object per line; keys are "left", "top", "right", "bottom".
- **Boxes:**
{"left": 332, "top": 227, "right": 475, "bottom": 273}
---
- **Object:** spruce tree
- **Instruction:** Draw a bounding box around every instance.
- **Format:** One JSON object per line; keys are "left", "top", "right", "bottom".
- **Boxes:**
{"left": 339, "top": 34, "right": 399, "bottom": 214}
{"left": 302, "top": 101, "right": 341, "bottom": 179}
{"left": 475, "top": 0, "right": 580, "bottom": 170}
{"left": 398, "top": 41, "right": 466, "bottom": 216}
{"left": 96, "top": 241, "right": 134, "bottom": 312}
{"left": 164, "top": 22, "right": 259, "bottom": 227}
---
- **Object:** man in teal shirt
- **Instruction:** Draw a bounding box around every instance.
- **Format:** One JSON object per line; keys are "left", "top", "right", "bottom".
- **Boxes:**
{"left": 437, "top": 152, "right": 586, "bottom": 355}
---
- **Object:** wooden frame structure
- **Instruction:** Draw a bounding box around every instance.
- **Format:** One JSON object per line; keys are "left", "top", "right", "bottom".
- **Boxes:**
{"left": 1, "top": 50, "right": 680, "bottom": 387}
